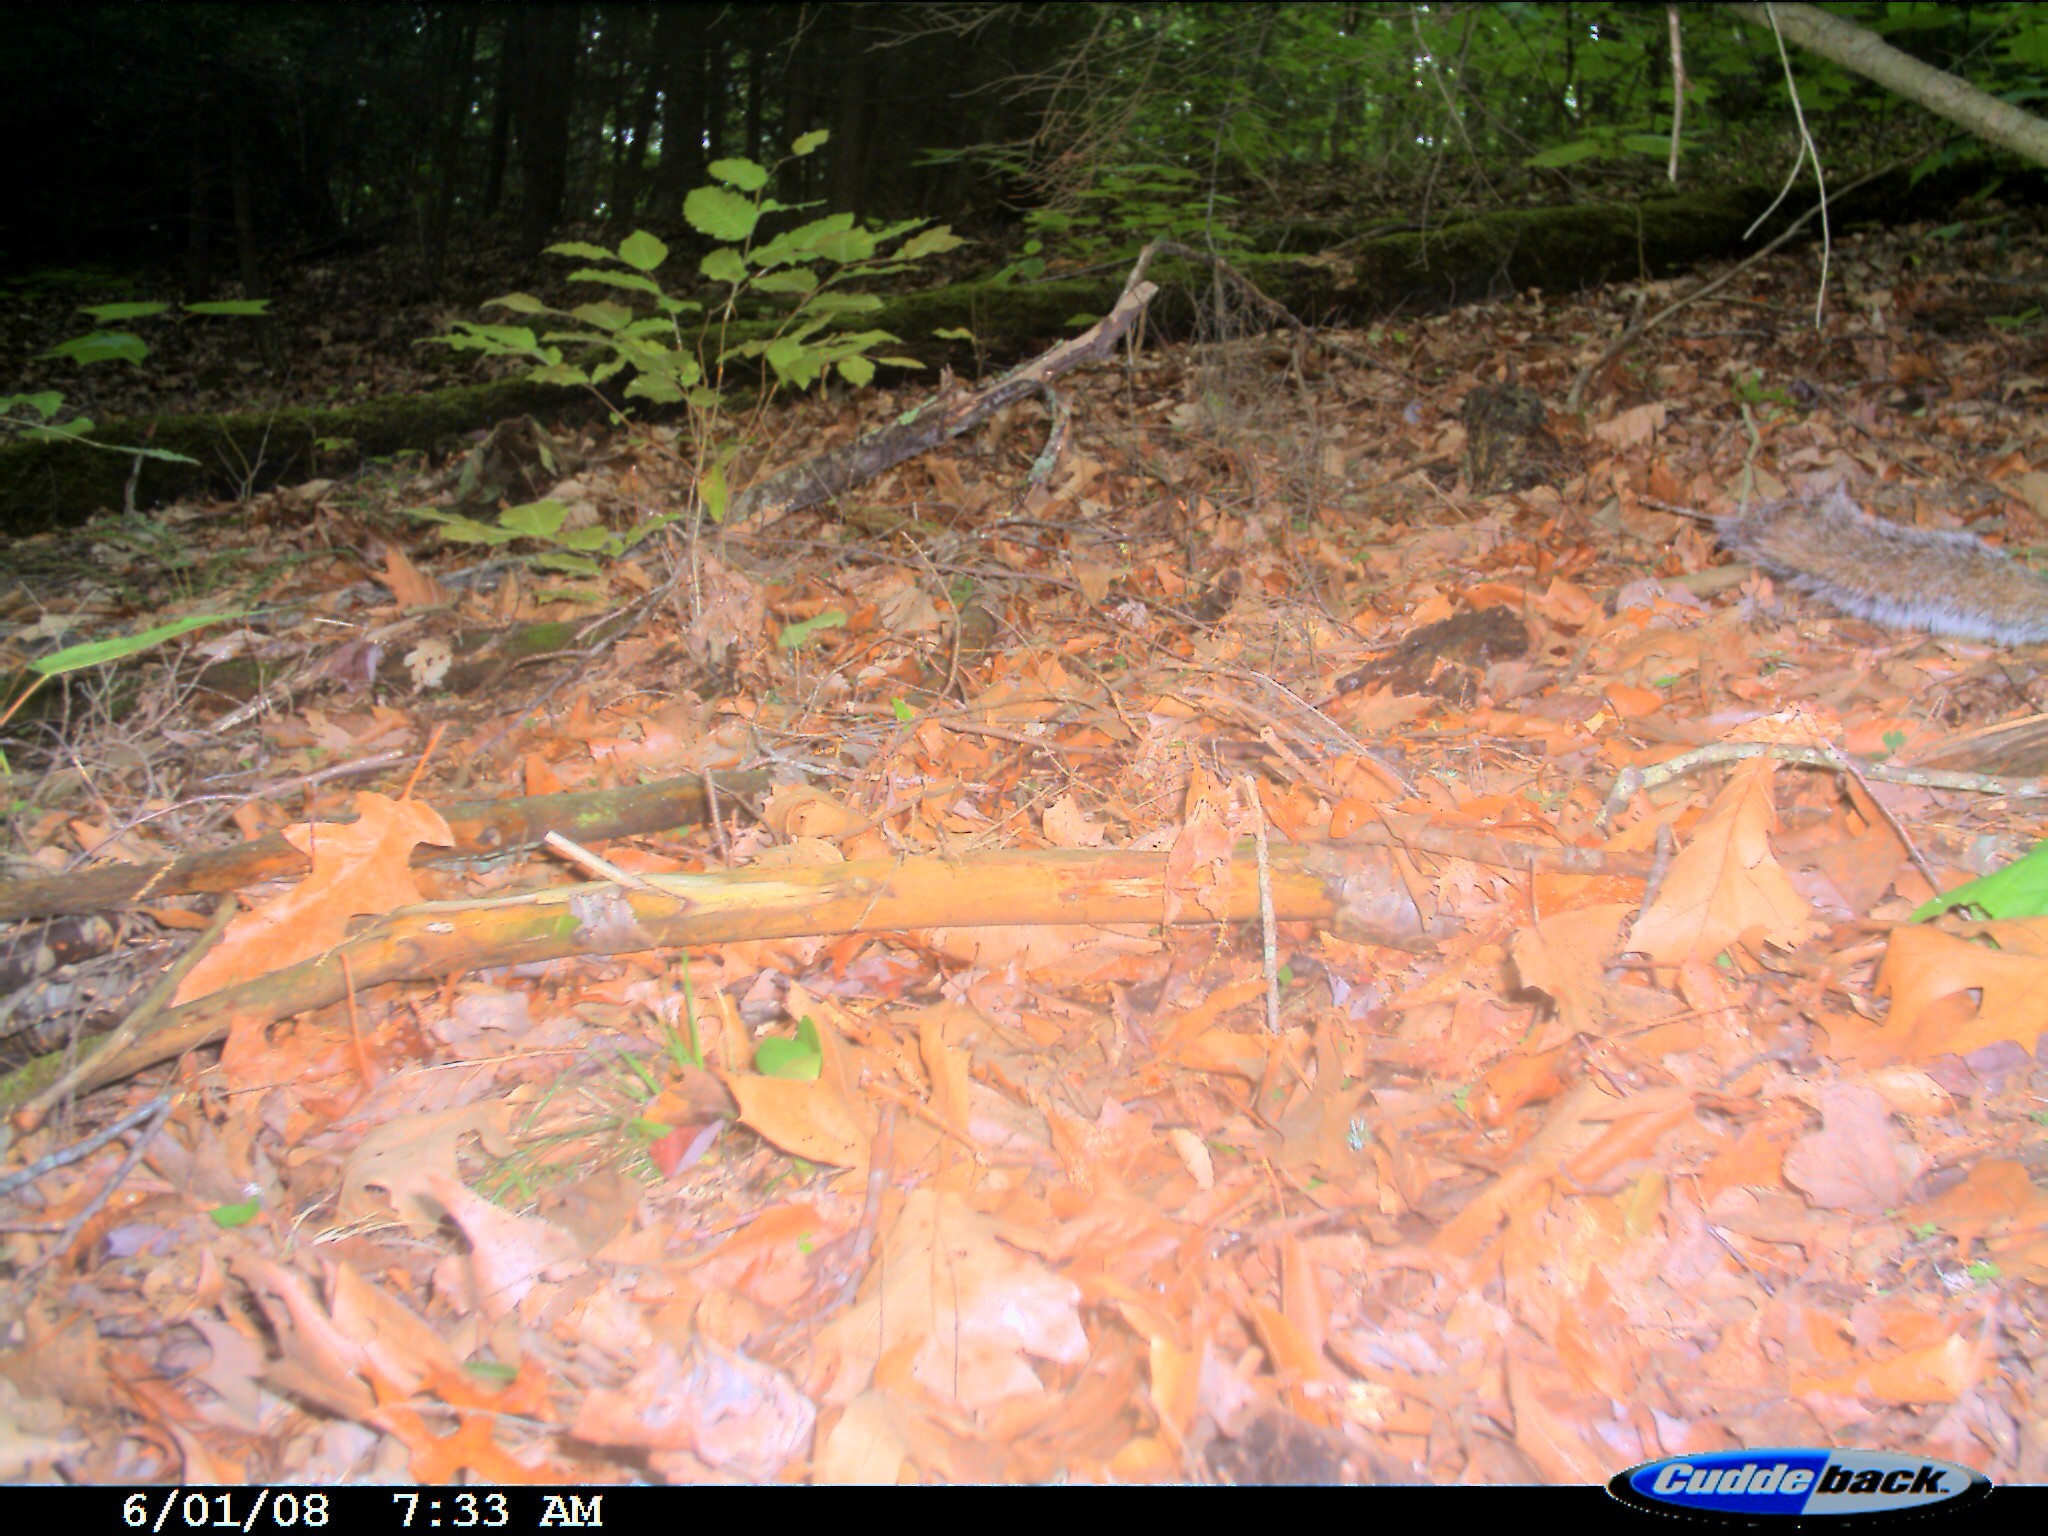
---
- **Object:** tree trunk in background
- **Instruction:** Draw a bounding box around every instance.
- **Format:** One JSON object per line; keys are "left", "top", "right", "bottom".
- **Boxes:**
{"left": 827, "top": 6, "right": 870, "bottom": 214}
{"left": 511, "top": 3, "right": 581, "bottom": 255}
{"left": 1724, "top": 2, "right": 2048, "bottom": 170}
{"left": 227, "top": 105, "right": 284, "bottom": 373}
{"left": 610, "top": 7, "right": 661, "bottom": 227}
{"left": 424, "top": 5, "right": 480, "bottom": 285}
{"left": 648, "top": 4, "right": 706, "bottom": 222}
{"left": 184, "top": 120, "right": 214, "bottom": 301}
{"left": 701, "top": 16, "right": 727, "bottom": 165}
{"left": 743, "top": 9, "right": 766, "bottom": 165}
{"left": 482, "top": 11, "right": 514, "bottom": 219}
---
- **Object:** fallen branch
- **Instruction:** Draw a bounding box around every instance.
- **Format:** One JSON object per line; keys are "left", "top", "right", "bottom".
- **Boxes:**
{"left": 0, "top": 769, "right": 777, "bottom": 923}
{"left": 1598, "top": 741, "right": 2048, "bottom": 828}
{"left": 3, "top": 822, "right": 1655, "bottom": 1107}
{"left": 730, "top": 277, "right": 1158, "bottom": 524}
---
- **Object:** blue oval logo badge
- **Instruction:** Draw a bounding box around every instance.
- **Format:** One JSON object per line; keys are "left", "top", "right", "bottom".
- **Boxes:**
{"left": 1609, "top": 1448, "right": 1989, "bottom": 1521}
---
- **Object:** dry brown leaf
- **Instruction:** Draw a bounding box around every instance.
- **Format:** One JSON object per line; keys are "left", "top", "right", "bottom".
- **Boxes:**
{"left": 1628, "top": 759, "right": 1817, "bottom": 964}
{"left": 337, "top": 1099, "right": 515, "bottom": 1233}
{"left": 817, "top": 1188, "right": 1086, "bottom": 1410}
{"left": 572, "top": 1338, "right": 816, "bottom": 1479}
{"left": 1781, "top": 1083, "right": 1925, "bottom": 1214}
{"left": 175, "top": 792, "right": 453, "bottom": 1006}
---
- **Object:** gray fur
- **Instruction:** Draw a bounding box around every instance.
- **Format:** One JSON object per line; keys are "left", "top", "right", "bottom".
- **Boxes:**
{"left": 1717, "top": 491, "right": 2048, "bottom": 645}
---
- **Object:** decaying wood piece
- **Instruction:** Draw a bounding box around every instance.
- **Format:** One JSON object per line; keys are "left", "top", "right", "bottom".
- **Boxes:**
{"left": 729, "top": 277, "right": 1158, "bottom": 525}
{"left": 0, "top": 769, "right": 778, "bottom": 923}
{"left": 0, "top": 828, "right": 1658, "bottom": 1106}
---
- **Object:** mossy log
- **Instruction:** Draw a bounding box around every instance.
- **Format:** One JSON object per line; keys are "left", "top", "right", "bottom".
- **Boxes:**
{"left": 0, "top": 172, "right": 1963, "bottom": 532}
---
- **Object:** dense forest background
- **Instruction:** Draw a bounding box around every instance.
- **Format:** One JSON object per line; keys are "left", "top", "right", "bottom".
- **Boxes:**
{"left": 5, "top": 1, "right": 2042, "bottom": 297}
{"left": 13, "top": 4, "right": 2048, "bottom": 1491}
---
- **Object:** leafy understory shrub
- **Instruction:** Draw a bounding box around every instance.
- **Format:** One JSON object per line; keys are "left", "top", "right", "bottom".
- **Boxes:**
{"left": 1, "top": 299, "right": 271, "bottom": 463}
{"left": 993, "top": 162, "right": 1251, "bottom": 287}
{"left": 423, "top": 129, "right": 963, "bottom": 570}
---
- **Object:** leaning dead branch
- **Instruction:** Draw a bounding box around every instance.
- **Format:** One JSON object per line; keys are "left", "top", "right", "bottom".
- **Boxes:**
{"left": 730, "top": 276, "right": 1159, "bottom": 524}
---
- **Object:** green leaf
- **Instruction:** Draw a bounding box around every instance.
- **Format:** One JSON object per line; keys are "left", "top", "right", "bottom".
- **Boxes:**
{"left": 685, "top": 185, "right": 760, "bottom": 243}
{"left": 776, "top": 609, "right": 847, "bottom": 650}
{"left": 45, "top": 331, "right": 148, "bottom": 366}
{"left": 546, "top": 240, "right": 616, "bottom": 261}
{"left": 891, "top": 697, "right": 914, "bottom": 722}
{"left": 1911, "top": 839, "right": 2048, "bottom": 921}
{"left": 409, "top": 507, "right": 520, "bottom": 545}
{"left": 532, "top": 551, "right": 603, "bottom": 578}
{"left": 565, "top": 269, "right": 663, "bottom": 297}
{"left": 570, "top": 301, "right": 633, "bottom": 332}
{"left": 31, "top": 612, "right": 241, "bottom": 675}
{"left": 209, "top": 1200, "right": 261, "bottom": 1228}
{"left": 897, "top": 226, "right": 966, "bottom": 261}
{"left": 700, "top": 461, "right": 728, "bottom": 524}
{"left": 2, "top": 391, "right": 66, "bottom": 420}
{"left": 837, "top": 356, "right": 875, "bottom": 386}
{"left": 753, "top": 213, "right": 857, "bottom": 266}
{"left": 185, "top": 300, "right": 271, "bottom": 317}
{"left": 751, "top": 268, "right": 817, "bottom": 294}
{"left": 442, "top": 321, "right": 542, "bottom": 353}
{"left": 754, "top": 1016, "right": 822, "bottom": 1079}
{"left": 617, "top": 229, "right": 670, "bottom": 272}
{"left": 791, "top": 129, "right": 830, "bottom": 157}
{"left": 813, "top": 228, "right": 877, "bottom": 263}
{"left": 699, "top": 247, "right": 749, "bottom": 284}
{"left": 709, "top": 157, "right": 770, "bottom": 191}
{"left": 77, "top": 302, "right": 171, "bottom": 322}
{"left": 624, "top": 373, "right": 685, "bottom": 403}
{"left": 1525, "top": 139, "right": 1606, "bottom": 168}
{"left": 499, "top": 500, "right": 571, "bottom": 541}
{"left": 933, "top": 327, "right": 976, "bottom": 341}
{"left": 487, "top": 291, "right": 553, "bottom": 314}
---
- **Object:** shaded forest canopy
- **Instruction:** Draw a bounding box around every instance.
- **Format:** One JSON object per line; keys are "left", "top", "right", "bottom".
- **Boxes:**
{"left": 4, "top": 1, "right": 2048, "bottom": 525}
{"left": 3, "top": 2, "right": 2039, "bottom": 281}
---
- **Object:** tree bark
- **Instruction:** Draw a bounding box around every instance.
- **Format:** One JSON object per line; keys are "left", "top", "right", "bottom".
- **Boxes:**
{"left": 510, "top": 3, "right": 582, "bottom": 255}
{"left": 1724, "top": 2, "right": 2048, "bottom": 169}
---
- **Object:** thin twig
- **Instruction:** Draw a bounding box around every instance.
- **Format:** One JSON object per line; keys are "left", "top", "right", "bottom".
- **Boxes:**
{"left": 1599, "top": 740, "right": 2048, "bottom": 830}
{"left": 32, "top": 1090, "right": 176, "bottom": 1271}
{"left": 1243, "top": 775, "right": 1281, "bottom": 1035}
{"left": 0, "top": 1086, "right": 173, "bottom": 1200}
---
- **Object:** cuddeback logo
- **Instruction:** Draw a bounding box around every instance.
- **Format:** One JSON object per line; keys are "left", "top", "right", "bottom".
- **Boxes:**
{"left": 1609, "top": 1448, "right": 1990, "bottom": 1521}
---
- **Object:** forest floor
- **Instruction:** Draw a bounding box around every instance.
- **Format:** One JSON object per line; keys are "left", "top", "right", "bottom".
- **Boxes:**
{"left": 2, "top": 215, "right": 2047, "bottom": 1486}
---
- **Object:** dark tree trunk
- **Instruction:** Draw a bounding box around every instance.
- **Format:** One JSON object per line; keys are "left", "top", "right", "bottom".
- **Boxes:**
{"left": 509, "top": 3, "right": 581, "bottom": 255}
{"left": 184, "top": 121, "right": 214, "bottom": 301}
{"left": 827, "top": 6, "right": 869, "bottom": 214}
{"left": 227, "top": 105, "right": 284, "bottom": 372}
{"left": 424, "top": 5, "right": 481, "bottom": 284}
{"left": 483, "top": 11, "right": 515, "bottom": 218}
{"left": 701, "top": 17, "right": 726, "bottom": 165}
{"left": 648, "top": 4, "right": 707, "bottom": 220}
{"left": 610, "top": 8, "right": 661, "bottom": 226}
{"left": 743, "top": 9, "right": 766, "bottom": 163}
